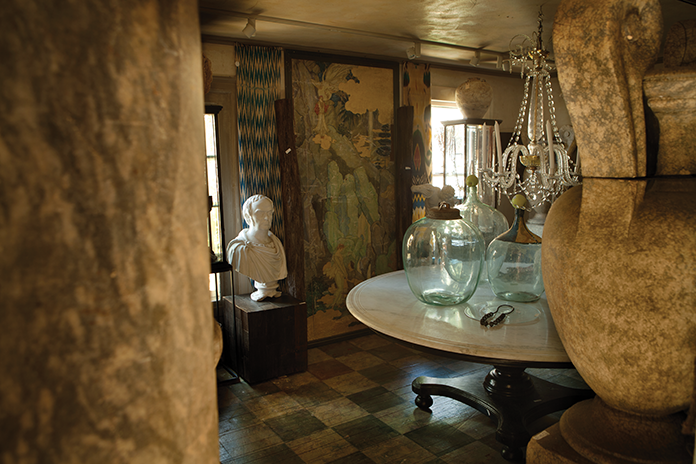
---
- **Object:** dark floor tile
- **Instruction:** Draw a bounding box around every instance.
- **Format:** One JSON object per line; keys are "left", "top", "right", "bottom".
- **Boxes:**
{"left": 348, "top": 334, "right": 392, "bottom": 351}
{"left": 218, "top": 403, "right": 259, "bottom": 434}
{"left": 478, "top": 432, "right": 519, "bottom": 461}
{"left": 224, "top": 443, "right": 305, "bottom": 464}
{"left": 347, "top": 386, "right": 408, "bottom": 414}
{"left": 414, "top": 365, "right": 458, "bottom": 379}
{"left": 219, "top": 400, "right": 246, "bottom": 419}
{"left": 405, "top": 422, "right": 476, "bottom": 456}
{"left": 219, "top": 442, "right": 231, "bottom": 462}
{"left": 264, "top": 409, "right": 328, "bottom": 442}
{"left": 319, "top": 340, "right": 364, "bottom": 358}
{"left": 288, "top": 380, "right": 343, "bottom": 407}
{"left": 358, "top": 363, "right": 412, "bottom": 385}
{"left": 527, "top": 413, "right": 562, "bottom": 437}
{"left": 307, "top": 359, "right": 354, "bottom": 380}
{"left": 333, "top": 415, "right": 400, "bottom": 450}
{"left": 217, "top": 385, "right": 239, "bottom": 408}
{"left": 368, "top": 343, "right": 414, "bottom": 362}
{"left": 327, "top": 451, "right": 377, "bottom": 464}
{"left": 219, "top": 422, "right": 283, "bottom": 459}
{"left": 229, "top": 379, "right": 281, "bottom": 401}
{"left": 436, "top": 359, "right": 487, "bottom": 376}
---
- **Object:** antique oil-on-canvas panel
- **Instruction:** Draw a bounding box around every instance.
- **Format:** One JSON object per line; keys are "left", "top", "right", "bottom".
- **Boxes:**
{"left": 290, "top": 54, "right": 398, "bottom": 341}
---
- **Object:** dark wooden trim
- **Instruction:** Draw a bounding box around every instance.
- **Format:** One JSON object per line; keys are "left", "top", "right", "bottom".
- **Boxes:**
{"left": 395, "top": 106, "right": 414, "bottom": 270}
{"left": 275, "top": 98, "right": 306, "bottom": 301}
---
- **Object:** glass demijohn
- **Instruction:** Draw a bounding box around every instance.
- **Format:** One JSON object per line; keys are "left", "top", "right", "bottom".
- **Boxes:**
{"left": 458, "top": 175, "right": 509, "bottom": 282}
{"left": 403, "top": 203, "right": 485, "bottom": 306}
{"left": 486, "top": 194, "right": 544, "bottom": 302}
{"left": 457, "top": 175, "right": 509, "bottom": 248}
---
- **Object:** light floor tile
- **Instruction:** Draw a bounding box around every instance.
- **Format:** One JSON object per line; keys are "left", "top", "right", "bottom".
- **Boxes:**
{"left": 336, "top": 351, "right": 385, "bottom": 371}
{"left": 308, "top": 347, "right": 334, "bottom": 364}
{"left": 308, "top": 397, "right": 369, "bottom": 428}
{"left": 286, "top": 428, "right": 359, "bottom": 464}
{"left": 244, "top": 391, "right": 304, "bottom": 421}
{"left": 273, "top": 371, "right": 322, "bottom": 392}
{"left": 323, "top": 371, "right": 379, "bottom": 396}
{"left": 373, "top": 403, "right": 434, "bottom": 434}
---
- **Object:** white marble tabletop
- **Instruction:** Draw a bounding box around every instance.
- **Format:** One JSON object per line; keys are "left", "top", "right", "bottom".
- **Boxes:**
{"left": 346, "top": 270, "right": 571, "bottom": 365}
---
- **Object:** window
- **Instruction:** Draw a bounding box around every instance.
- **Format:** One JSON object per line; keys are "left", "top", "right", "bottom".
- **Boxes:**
{"left": 205, "top": 105, "right": 226, "bottom": 301}
{"left": 431, "top": 102, "right": 498, "bottom": 206}
{"left": 431, "top": 102, "right": 465, "bottom": 196}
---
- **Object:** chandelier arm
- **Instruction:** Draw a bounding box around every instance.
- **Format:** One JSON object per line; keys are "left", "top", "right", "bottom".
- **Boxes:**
{"left": 502, "top": 145, "right": 525, "bottom": 189}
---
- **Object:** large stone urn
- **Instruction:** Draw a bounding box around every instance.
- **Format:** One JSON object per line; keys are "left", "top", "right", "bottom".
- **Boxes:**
{"left": 455, "top": 77, "right": 493, "bottom": 119}
{"left": 530, "top": 0, "right": 696, "bottom": 462}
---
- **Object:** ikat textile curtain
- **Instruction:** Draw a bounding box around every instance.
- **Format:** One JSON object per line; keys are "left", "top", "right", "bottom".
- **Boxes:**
{"left": 401, "top": 62, "right": 432, "bottom": 222}
{"left": 235, "top": 44, "right": 284, "bottom": 240}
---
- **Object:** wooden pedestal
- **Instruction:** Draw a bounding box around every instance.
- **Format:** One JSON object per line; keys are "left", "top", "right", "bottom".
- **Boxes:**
{"left": 222, "top": 294, "right": 307, "bottom": 384}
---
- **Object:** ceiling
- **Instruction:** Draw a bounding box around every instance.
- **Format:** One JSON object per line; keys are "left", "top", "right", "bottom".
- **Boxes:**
{"left": 200, "top": 0, "right": 696, "bottom": 71}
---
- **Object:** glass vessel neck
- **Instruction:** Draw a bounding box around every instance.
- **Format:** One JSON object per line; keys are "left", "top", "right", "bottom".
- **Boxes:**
{"left": 498, "top": 208, "right": 542, "bottom": 244}
{"left": 465, "top": 186, "right": 481, "bottom": 205}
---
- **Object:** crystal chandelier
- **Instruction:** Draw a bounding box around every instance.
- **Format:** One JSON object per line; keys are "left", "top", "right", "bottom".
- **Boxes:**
{"left": 481, "top": 9, "right": 580, "bottom": 210}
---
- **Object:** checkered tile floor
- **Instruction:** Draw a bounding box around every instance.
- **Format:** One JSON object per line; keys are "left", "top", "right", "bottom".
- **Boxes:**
{"left": 217, "top": 334, "right": 588, "bottom": 463}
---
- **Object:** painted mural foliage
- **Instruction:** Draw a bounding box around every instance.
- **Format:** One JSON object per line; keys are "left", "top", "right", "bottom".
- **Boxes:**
{"left": 291, "top": 57, "right": 397, "bottom": 341}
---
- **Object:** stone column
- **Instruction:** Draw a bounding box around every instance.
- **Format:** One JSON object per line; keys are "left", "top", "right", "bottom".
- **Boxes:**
{"left": 0, "top": 1, "right": 218, "bottom": 463}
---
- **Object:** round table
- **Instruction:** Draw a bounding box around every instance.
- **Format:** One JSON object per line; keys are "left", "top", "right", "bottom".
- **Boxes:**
{"left": 346, "top": 270, "right": 594, "bottom": 461}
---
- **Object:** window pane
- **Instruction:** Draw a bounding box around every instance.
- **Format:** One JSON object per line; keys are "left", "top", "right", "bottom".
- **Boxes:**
{"left": 204, "top": 112, "right": 224, "bottom": 301}
{"left": 432, "top": 106, "right": 465, "bottom": 195}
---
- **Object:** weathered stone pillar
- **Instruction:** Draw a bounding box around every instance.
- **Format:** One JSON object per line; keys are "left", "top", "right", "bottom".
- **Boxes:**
{"left": 0, "top": 1, "right": 218, "bottom": 463}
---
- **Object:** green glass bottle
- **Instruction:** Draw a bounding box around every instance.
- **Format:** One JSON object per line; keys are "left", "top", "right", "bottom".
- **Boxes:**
{"left": 486, "top": 194, "right": 544, "bottom": 302}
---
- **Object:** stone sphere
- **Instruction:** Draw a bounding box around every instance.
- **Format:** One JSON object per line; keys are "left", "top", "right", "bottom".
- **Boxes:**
{"left": 455, "top": 78, "right": 493, "bottom": 119}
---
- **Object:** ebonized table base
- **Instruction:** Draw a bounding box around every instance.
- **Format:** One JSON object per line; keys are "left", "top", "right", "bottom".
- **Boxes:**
{"left": 412, "top": 366, "right": 594, "bottom": 461}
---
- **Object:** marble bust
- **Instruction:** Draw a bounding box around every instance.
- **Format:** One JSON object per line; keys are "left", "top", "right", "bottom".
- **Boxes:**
{"left": 226, "top": 194, "right": 287, "bottom": 301}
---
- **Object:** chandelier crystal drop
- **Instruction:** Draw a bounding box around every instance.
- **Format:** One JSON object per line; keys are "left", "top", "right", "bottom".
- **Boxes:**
{"left": 481, "top": 9, "right": 581, "bottom": 210}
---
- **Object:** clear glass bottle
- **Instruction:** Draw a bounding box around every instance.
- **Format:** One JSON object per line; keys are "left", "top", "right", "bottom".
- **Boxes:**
{"left": 486, "top": 194, "right": 544, "bottom": 302}
{"left": 403, "top": 203, "right": 485, "bottom": 306}
{"left": 457, "top": 175, "right": 509, "bottom": 281}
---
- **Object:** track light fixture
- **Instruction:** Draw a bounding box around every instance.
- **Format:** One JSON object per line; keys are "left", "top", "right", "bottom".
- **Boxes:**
{"left": 470, "top": 51, "right": 480, "bottom": 66}
{"left": 242, "top": 18, "right": 256, "bottom": 38}
{"left": 406, "top": 43, "right": 421, "bottom": 60}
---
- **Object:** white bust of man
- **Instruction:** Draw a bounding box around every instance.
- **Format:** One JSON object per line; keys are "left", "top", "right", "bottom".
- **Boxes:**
{"left": 226, "top": 194, "right": 288, "bottom": 301}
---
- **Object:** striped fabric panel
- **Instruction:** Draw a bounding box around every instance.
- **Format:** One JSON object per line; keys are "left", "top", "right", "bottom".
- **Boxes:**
{"left": 235, "top": 44, "right": 284, "bottom": 241}
{"left": 412, "top": 193, "right": 426, "bottom": 223}
{"left": 401, "top": 62, "right": 432, "bottom": 223}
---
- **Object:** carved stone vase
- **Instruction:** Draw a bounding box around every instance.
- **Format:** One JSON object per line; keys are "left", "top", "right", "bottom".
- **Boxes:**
{"left": 542, "top": 177, "right": 695, "bottom": 462}
{"left": 532, "top": 0, "right": 696, "bottom": 462}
